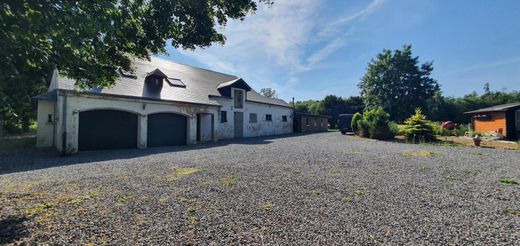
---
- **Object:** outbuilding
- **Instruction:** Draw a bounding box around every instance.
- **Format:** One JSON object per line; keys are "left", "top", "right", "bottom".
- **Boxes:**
{"left": 34, "top": 57, "right": 293, "bottom": 154}
{"left": 464, "top": 102, "right": 520, "bottom": 140}
{"left": 294, "top": 113, "right": 330, "bottom": 132}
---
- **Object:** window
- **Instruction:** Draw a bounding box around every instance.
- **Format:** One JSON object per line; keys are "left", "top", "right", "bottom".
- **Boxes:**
{"left": 166, "top": 78, "right": 186, "bottom": 88}
{"left": 47, "top": 114, "right": 53, "bottom": 123}
{"left": 234, "top": 89, "right": 243, "bottom": 108}
{"left": 282, "top": 115, "right": 287, "bottom": 122}
{"left": 250, "top": 113, "right": 257, "bottom": 123}
{"left": 306, "top": 117, "right": 310, "bottom": 126}
{"left": 265, "top": 114, "right": 272, "bottom": 121}
{"left": 220, "top": 111, "right": 227, "bottom": 123}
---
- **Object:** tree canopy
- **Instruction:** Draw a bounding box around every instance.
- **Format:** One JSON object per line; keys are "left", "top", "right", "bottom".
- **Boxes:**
{"left": 358, "top": 45, "right": 440, "bottom": 122}
{"left": 294, "top": 95, "right": 364, "bottom": 128}
{"left": 260, "top": 88, "right": 277, "bottom": 98}
{"left": 0, "top": 0, "right": 269, "bottom": 130}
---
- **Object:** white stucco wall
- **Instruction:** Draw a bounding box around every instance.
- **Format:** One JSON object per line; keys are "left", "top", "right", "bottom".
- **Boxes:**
{"left": 54, "top": 92, "right": 218, "bottom": 154}
{"left": 214, "top": 88, "right": 293, "bottom": 139}
{"left": 36, "top": 100, "right": 55, "bottom": 147}
{"left": 40, "top": 88, "right": 292, "bottom": 153}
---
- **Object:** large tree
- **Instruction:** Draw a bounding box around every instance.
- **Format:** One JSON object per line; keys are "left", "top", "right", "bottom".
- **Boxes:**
{"left": 358, "top": 45, "right": 440, "bottom": 122}
{"left": 0, "top": 0, "right": 269, "bottom": 131}
{"left": 260, "top": 88, "right": 277, "bottom": 98}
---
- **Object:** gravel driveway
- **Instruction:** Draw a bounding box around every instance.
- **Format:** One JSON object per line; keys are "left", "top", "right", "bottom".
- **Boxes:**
{"left": 1, "top": 132, "right": 519, "bottom": 245}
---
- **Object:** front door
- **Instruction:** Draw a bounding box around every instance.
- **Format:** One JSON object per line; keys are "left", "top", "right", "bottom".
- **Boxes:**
{"left": 234, "top": 112, "right": 243, "bottom": 138}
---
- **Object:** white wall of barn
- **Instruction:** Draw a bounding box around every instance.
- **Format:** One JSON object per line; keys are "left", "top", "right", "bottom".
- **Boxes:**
{"left": 53, "top": 92, "right": 218, "bottom": 154}
{"left": 214, "top": 88, "right": 293, "bottom": 139}
{"left": 36, "top": 100, "right": 55, "bottom": 147}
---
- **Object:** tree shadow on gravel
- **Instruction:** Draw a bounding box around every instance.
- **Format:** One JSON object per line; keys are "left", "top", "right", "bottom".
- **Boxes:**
{"left": 0, "top": 216, "right": 29, "bottom": 244}
{"left": 0, "top": 132, "right": 327, "bottom": 175}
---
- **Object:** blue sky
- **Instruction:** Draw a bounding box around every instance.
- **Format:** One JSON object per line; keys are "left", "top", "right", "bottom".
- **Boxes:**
{"left": 160, "top": 0, "right": 520, "bottom": 102}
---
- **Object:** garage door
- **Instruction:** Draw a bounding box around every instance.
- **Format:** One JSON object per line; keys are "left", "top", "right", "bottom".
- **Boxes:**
{"left": 147, "top": 113, "right": 187, "bottom": 147}
{"left": 79, "top": 110, "right": 138, "bottom": 151}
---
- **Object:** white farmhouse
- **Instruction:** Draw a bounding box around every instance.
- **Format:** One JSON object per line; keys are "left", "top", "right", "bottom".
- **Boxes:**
{"left": 34, "top": 57, "right": 293, "bottom": 154}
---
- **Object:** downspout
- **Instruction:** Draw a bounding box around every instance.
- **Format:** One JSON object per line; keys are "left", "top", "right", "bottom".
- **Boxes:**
{"left": 61, "top": 91, "right": 68, "bottom": 156}
{"left": 292, "top": 97, "right": 295, "bottom": 133}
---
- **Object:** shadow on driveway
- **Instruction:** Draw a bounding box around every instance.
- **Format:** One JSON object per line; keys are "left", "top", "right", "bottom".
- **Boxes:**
{"left": 0, "top": 132, "right": 325, "bottom": 175}
{"left": 0, "top": 215, "right": 28, "bottom": 244}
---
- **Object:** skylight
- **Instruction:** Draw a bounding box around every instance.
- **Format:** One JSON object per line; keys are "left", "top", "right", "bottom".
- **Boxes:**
{"left": 166, "top": 77, "right": 186, "bottom": 88}
{"left": 116, "top": 67, "right": 137, "bottom": 79}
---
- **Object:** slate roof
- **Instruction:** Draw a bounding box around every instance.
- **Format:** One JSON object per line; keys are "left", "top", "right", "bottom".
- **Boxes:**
{"left": 50, "top": 57, "right": 291, "bottom": 108}
{"left": 464, "top": 102, "right": 520, "bottom": 114}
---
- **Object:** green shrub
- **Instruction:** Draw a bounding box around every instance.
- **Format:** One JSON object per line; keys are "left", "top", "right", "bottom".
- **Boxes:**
{"left": 356, "top": 108, "right": 396, "bottom": 140}
{"left": 389, "top": 122, "right": 400, "bottom": 136}
{"left": 351, "top": 112, "right": 363, "bottom": 134}
{"left": 357, "top": 119, "right": 370, "bottom": 138}
{"left": 403, "top": 108, "right": 435, "bottom": 142}
{"left": 432, "top": 121, "right": 467, "bottom": 136}
{"left": 428, "top": 121, "right": 443, "bottom": 135}
{"left": 448, "top": 124, "right": 469, "bottom": 136}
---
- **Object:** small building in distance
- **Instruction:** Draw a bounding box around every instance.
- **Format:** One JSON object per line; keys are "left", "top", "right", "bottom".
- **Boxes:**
{"left": 464, "top": 102, "right": 520, "bottom": 140}
{"left": 294, "top": 113, "right": 331, "bottom": 133}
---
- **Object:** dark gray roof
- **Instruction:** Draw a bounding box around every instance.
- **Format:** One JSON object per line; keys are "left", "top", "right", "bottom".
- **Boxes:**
{"left": 33, "top": 90, "right": 57, "bottom": 101}
{"left": 52, "top": 57, "right": 291, "bottom": 108}
{"left": 464, "top": 102, "right": 520, "bottom": 114}
{"left": 295, "top": 112, "right": 331, "bottom": 118}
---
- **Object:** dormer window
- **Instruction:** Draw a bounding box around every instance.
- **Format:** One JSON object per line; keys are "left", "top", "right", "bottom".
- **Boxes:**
{"left": 216, "top": 78, "right": 251, "bottom": 97}
{"left": 145, "top": 75, "right": 164, "bottom": 92}
{"left": 234, "top": 89, "right": 244, "bottom": 108}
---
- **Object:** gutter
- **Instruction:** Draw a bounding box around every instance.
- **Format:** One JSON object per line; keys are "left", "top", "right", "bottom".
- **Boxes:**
{"left": 58, "top": 89, "right": 220, "bottom": 108}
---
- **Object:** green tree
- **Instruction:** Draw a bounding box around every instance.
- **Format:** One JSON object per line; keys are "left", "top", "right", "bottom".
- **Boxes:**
{"left": 0, "top": 0, "right": 269, "bottom": 132}
{"left": 351, "top": 112, "right": 362, "bottom": 134}
{"left": 322, "top": 95, "right": 346, "bottom": 128}
{"left": 344, "top": 96, "right": 364, "bottom": 114}
{"left": 403, "top": 108, "right": 435, "bottom": 142}
{"left": 359, "top": 45, "right": 440, "bottom": 122}
{"left": 260, "top": 88, "right": 277, "bottom": 98}
{"left": 294, "top": 100, "right": 320, "bottom": 114}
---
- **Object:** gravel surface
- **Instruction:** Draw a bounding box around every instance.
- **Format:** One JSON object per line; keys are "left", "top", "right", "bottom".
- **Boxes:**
{"left": 1, "top": 132, "right": 519, "bottom": 245}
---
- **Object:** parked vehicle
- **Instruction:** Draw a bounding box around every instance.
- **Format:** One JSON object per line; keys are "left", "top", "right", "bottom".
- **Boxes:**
{"left": 338, "top": 114, "right": 354, "bottom": 135}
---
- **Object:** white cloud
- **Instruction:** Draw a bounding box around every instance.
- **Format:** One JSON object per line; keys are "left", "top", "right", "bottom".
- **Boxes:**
{"left": 318, "top": 0, "right": 385, "bottom": 37}
{"left": 181, "top": 0, "right": 320, "bottom": 72}
{"left": 176, "top": 0, "right": 385, "bottom": 100}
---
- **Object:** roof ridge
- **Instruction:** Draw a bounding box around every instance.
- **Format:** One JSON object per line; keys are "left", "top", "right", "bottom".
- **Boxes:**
{"left": 150, "top": 56, "right": 239, "bottom": 79}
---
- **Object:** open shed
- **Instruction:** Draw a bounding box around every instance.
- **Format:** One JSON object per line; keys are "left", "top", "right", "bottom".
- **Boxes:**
{"left": 464, "top": 102, "right": 520, "bottom": 140}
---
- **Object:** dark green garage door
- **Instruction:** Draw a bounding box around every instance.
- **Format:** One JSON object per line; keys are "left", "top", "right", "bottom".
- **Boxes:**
{"left": 147, "top": 113, "right": 187, "bottom": 147}
{"left": 79, "top": 110, "right": 138, "bottom": 151}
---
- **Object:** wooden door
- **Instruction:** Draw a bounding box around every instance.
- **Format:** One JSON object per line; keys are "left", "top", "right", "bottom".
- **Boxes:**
{"left": 234, "top": 112, "right": 243, "bottom": 138}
